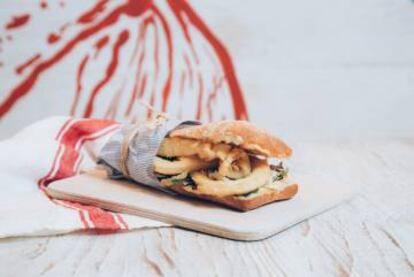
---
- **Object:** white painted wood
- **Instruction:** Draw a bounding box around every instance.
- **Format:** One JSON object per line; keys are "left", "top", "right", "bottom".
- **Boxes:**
{"left": 193, "top": 0, "right": 414, "bottom": 140}
{"left": 1, "top": 0, "right": 414, "bottom": 140}
{"left": 1, "top": 139, "right": 413, "bottom": 276}
{"left": 45, "top": 166, "right": 353, "bottom": 241}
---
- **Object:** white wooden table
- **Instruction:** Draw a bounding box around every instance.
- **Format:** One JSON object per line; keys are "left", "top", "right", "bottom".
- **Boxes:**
{"left": 0, "top": 139, "right": 413, "bottom": 276}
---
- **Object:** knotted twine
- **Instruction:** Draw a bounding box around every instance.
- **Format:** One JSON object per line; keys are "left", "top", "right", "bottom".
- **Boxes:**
{"left": 97, "top": 116, "right": 200, "bottom": 193}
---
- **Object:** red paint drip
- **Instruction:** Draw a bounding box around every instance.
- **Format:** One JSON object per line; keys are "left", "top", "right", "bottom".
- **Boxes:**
{"left": 47, "top": 23, "right": 70, "bottom": 44}
{"left": 94, "top": 35, "right": 109, "bottom": 58}
{"left": 183, "top": 54, "right": 194, "bottom": 88}
{"left": 168, "top": 0, "right": 199, "bottom": 65}
{"left": 105, "top": 80, "right": 126, "bottom": 119}
{"left": 143, "top": 15, "right": 160, "bottom": 120}
{"left": 40, "top": 1, "right": 48, "bottom": 9}
{"left": 139, "top": 75, "right": 147, "bottom": 101}
{"left": 123, "top": 12, "right": 151, "bottom": 99}
{"left": 15, "top": 53, "right": 41, "bottom": 75}
{"left": 47, "top": 33, "right": 60, "bottom": 44}
{"left": 207, "top": 77, "right": 224, "bottom": 122}
{"left": 168, "top": 0, "right": 248, "bottom": 120}
{"left": 70, "top": 55, "right": 89, "bottom": 115}
{"left": 1, "top": 0, "right": 248, "bottom": 121}
{"left": 153, "top": 16, "right": 160, "bottom": 75}
{"left": 196, "top": 73, "right": 204, "bottom": 120}
{"left": 125, "top": 50, "right": 145, "bottom": 117}
{"left": 152, "top": 5, "right": 173, "bottom": 113}
{"left": 178, "top": 72, "right": 186, "bottom": 119}
{"left": 128, "top": 15, "right": 157, "bottom": 114}
{"left": 77, "top": 0, "right": 109, "bottom": 24}
{"left": 179, "top": 72, "right": 186, "bottom": 97}
{"left": 147, "top": 87, "right": 156, "bottom": 119}
{"left": 60, "top": 22, "right": 70, "bottom": 32}
{"left": 0, "top": 0, "right": 151, "bottom": 118}
{"left": 83, "top": 30, "right": 129, "bottom": 117}
{"left": 5, "top": 14, "right": 31, "bottom": 30}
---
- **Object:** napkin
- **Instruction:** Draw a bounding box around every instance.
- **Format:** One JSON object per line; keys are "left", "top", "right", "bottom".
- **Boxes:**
{"left": 0, "top": 117, "right": 169, "bottom": 238}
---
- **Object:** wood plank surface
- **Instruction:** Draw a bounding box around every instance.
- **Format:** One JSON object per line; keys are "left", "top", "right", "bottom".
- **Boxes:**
{"left": 45, "top": 162, "right": 353, "bottom": 241}
{"left": 0, "top": 139, "right": 413, "bottom": 276}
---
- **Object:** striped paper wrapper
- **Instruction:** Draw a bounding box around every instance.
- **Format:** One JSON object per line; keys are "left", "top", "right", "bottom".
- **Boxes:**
{"left": 97, "top": 118, "right": 200, "bottom": 193}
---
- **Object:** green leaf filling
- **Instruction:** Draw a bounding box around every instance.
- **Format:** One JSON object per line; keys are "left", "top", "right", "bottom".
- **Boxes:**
{"left": 239, "top": 188, "right": 260, "bottom": 198}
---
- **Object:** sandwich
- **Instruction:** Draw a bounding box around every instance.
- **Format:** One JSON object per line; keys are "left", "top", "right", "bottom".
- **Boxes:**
{"left": 153, "top": 121, "right": 298, "bottom": 211}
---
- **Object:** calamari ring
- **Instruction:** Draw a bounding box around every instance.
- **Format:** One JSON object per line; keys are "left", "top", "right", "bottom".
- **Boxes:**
{"left": 157, "top": 137, "right": 252, "bottom": 179}
{"left": 153, "top": 156, "right": 216, "bottom": 175}
{"left": 190, "top": 158, "right": 270, "bottom": 197}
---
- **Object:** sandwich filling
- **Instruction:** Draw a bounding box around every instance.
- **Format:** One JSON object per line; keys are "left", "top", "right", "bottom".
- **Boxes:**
{"left": 154, "top": 137, "right": 291, "bottom": 198}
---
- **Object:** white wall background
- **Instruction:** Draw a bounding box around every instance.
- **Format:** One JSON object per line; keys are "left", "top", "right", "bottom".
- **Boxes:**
{"left": 194, "top": 0, "right": 414, "bottom": 141}
{"left": 1, "top": 0, "right": 413, "bottom": 141}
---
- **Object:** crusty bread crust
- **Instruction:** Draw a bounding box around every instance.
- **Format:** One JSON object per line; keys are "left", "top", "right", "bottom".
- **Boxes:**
{"left": 170, "top": 183, "right": 299, "bottom": 211}
{"left": 169, "top": 121, "right": 292, "bottom": 158}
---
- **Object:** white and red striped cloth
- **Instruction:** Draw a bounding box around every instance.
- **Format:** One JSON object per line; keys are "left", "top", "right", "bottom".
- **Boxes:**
{"left": 0, "top": 117, "right": 168, "bottom": 238}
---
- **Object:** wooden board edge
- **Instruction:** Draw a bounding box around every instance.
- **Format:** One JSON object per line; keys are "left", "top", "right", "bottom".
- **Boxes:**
{"left": 45, "top": 185, "right": 355, "bottom": 241}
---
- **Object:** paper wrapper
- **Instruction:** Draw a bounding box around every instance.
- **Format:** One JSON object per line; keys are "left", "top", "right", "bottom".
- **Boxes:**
{"left": 97, "top": 118, "right": 200, "bottom": 193}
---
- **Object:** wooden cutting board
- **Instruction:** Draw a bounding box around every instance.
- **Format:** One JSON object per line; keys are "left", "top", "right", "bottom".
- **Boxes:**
{"left": 46, "top": 169, "right": 354, "bottom": 241}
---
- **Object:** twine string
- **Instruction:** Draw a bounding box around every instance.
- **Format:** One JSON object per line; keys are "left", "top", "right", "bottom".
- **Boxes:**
{"left": 119, "top": 100, "right": 171, "bottom": 178}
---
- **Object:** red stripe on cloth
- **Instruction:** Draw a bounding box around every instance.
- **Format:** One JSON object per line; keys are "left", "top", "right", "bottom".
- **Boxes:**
{"left": 54, "top": 199, "right": 91, "bottom": 229}
{"left": 38, "top": 118, "right": 127, "bottom": 231}
{"left": 67, "top": 201, "right": 120, "bottom": 230}
{"left": 115, "top": 213, "right": 129, "bottom": 230}
{"left": 78, "top": 210, "right": 91, "bottom": 229}
{"left": 51, "top": 119, "right": 118, "bottom": 183}
{"left": 38, "top": 118, "right": 75, "bottom": 189}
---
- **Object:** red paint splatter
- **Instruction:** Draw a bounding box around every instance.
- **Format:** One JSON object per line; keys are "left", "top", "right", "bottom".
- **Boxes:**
{"left": 167, "top": 1, "right": 199, "bottom": 65}
{"left": 40, "top": 1, "right": 48, "bottom": 9}
{"left": 93, "top": 35, "right": 109, "bottom": 58}
{"left": 15, "top": 53, "right": 41, "bottom": 75}
{"left": 78, "top": 0, "right": 109, "bottom": 24}
{"left": 0, "top": 0, "right": 151, "bottom": 118}
{"left": 183, "top": 54, "right": 194, "bottom": 88}
{"left": 152, "top": 5, "right": 173, "bottom": 113}
{"left": 60, "top": 23, "right": 70, "bottom": 32}
{"left": 196, "top": 73, "right": 204, "bottom": 120}
{"left": 125, "top": 15, "right": 156, "bottom": 117}
{"left": 153, "top": 18, "right": 160, "bottom": 74}
{"left": 5, "top": 14, "right": 31, "bottom": 30}
{"left": 178, "top": 72, "right": 187, "bottom": 119}
{"left": 125, "top": 51, "right": 145, "bottom": 117}
{"left": 167, "top": 0, "right": 248, "bottom": 120}
{"left": 70, "top": 55, "right": 89, "bottom": 115}
{"left": 207, "top": 77, "right": 224, "bottom": 122}
{"left": 147, "top": 88, "right": 156, "bottom": 119}
{"left": 0, "top": 0, "right": 248, "bottom": 121}
{"left": 105, "top": 80, "right": 127, "bottom": 119}
{"left": 138, "top": 76, "right": 147, "bottom": 101}
{"left": 47, "top": 33, "right": 60, "bottom": 44}
{"left": 83, "top": 30, "right": 129, "bottom": 117}
{"left": 179, "top": 72, "right": 186, "bottom": 97}
{"left": 47, "top": 23, "right": 70, "bottom": 44}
